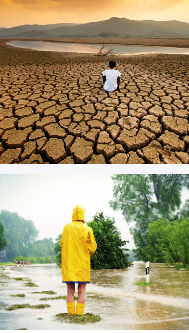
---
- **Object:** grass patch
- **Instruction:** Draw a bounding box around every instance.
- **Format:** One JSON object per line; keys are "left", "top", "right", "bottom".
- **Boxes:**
{"left": 0, "top": 271, "right": 10, "bottom": 279}
{"left": 55, "top": 313, "right": 101, "bottom": 323}
{"left": 13, "top": 277, "right": 31, "bottom": 281}
{"left": 40, "top": 296, "right": 67, "bottom": 301}
{"left": 24, "top": 282, "right": 38, "bottom": 287}
{"left": 40, "top": 295, "right": 78, "bottom": 301}
{"left": 0, "top": 262, "right": 14, "bottom": 266}
{"left": 32, "top": 304, "right": 50, "bottom": 309}
{"left": 32, "top": 290, "right": 56, "bottom": 294}
{"left": 14, "top": 256, "right": 56, "bottom": 265}
{"left": 135, "top": 279, "right": 153, "bottom": 286}
{"left": 10, "top": 294, "right": 25, "bottom": 297}
{"left": 6, "top": 303, "right": 50, "bottom": 311}
{"left": 15, "top": 328, "right": 27, "bottom": 330}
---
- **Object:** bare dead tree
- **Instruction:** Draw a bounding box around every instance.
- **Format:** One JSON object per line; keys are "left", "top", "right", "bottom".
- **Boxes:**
{"left": 97, "top": 44, "right": 106, "bottom": 55}
{"left": 97, "top": 45, "right": 114, "bottom": 56}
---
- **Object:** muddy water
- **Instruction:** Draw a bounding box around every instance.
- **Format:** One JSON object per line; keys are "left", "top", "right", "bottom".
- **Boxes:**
{"left": 7, "top": 40, "right": 189, "bottom": 55}
{"left": 0, "top": 262, "right": 189, "bottom": 330}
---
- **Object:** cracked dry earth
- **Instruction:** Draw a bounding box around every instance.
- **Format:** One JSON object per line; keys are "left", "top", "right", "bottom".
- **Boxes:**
{"left": 0, "top": 47, "right": 189, "bottom": 164}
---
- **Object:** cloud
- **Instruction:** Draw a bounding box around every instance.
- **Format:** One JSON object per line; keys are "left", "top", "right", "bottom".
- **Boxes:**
{"left": 2, "top": 0, "right": 185, "bottom": 14}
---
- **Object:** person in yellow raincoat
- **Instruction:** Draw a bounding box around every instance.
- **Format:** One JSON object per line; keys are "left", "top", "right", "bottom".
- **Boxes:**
{"left": 60, "top": 205, "right": 97, "bottom": 315}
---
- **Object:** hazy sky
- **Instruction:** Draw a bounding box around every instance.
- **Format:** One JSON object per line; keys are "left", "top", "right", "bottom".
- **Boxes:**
{"left": 0, "top": 173, "right": 136, "bottom": 249}
{"left": 1, "top": 0, "right": 189, "bottom": 27}
{"left": 0, "top": 172, "right": 189, "bottom": 251}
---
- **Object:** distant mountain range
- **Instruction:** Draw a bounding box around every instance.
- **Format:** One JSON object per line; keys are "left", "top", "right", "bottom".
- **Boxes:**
{"left": 1, "top": 17, "right": 189, "bottom": 38}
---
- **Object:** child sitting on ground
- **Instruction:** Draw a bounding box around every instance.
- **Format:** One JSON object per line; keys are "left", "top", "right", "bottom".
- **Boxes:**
{"left": 102, "top": 60, "right": 122, "bottom": 92}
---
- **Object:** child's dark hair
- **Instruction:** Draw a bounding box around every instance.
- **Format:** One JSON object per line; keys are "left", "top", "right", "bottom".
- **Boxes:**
{"left": 109, "top": 60, "right": 116, "bottom": 68}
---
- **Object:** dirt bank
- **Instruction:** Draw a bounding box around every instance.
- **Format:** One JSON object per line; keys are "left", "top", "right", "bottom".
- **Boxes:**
{"left": 2, "top": 37, "right": 189, "bottom": 48}
{"left": 0, "top": 40, "right": 189, "bottom": 164}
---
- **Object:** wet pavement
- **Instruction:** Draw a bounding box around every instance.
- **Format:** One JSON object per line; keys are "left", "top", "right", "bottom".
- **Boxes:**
{"left": 0, "top": 262, "right": 189, "bottom": 329}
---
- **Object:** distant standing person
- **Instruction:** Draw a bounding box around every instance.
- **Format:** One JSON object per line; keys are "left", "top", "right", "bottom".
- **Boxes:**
{"left": 60, "top": 205, "right": 97, "bottom": 315}
{"left": 102, "top": 60, "right": 122, "bottom": 92}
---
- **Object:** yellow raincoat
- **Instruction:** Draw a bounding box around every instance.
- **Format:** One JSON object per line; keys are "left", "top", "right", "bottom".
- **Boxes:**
{"left": 60, "top": 205, "right": 97, "bottom": 283}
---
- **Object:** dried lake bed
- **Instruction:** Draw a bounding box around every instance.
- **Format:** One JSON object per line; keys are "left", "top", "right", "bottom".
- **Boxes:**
{"left": 0, "top": 262, "right": 189, "bottom": 329}
{"left": 0, "top": 39, "right": 189, "bottom": 164}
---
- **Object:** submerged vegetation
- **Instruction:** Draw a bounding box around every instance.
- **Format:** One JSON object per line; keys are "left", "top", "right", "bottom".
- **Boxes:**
{"left": 135, "top": 280, "right": 154, "bottom": 287}
{"left": 10, "top": 294, "right": 25, "bottom": 297}
{"left": 24, "top": 282, "right": 38, "bottom": 287}
{"left": 0, "top": 269, "right": 10, "bottom": 279}
{"left": 32, "top": 290, "right": 56, "bottom": 294}
{"left": 40, "top": 296, "right": 67, "bottom": 301}
{"left": 55, "top": 313, "right": 101, "bottom": 323}
{"left": 6, "top": 303, "right": 50, "bottom": 311}
{"left": 13, "top": 277, "right": 31, "bottom": 281}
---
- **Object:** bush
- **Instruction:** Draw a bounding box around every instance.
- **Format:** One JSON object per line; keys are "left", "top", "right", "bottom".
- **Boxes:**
{"left": 88, "top": 213, "right": 130, "bottom": 269}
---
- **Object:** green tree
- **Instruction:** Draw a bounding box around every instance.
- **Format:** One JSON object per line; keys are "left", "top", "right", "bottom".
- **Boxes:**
{"left": 0, "top": 222, "right": 7, "bottom": 251}
{"left": 110, "top": 174, "right": 189, "bottom": 261}
{"left": 54, "top": 234, "right": 61, "bottom": 267}
{"left": 173, "top": 219, "right": 189, "bottom": 267}
{"left": 27, "top": 238, "right": 55, "bottom": 257}
{"left": 146, "top": 219, "right": 178, "bottom": 263}
{"left": 146, "top": 218, "right": 189, "bottom": 267}
{"left": 0, "top": 210, "right": 38, "bottom": 260}
{"left": 87, "top": 213, "right": 130, "bottom": 269}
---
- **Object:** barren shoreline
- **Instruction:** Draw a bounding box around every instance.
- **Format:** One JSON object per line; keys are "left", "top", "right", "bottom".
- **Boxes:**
{"left": 0, "top": 39, "right": 189, "bottom": 164}
{"left": 2, "top": 37, "right": 189, "bottom": 48}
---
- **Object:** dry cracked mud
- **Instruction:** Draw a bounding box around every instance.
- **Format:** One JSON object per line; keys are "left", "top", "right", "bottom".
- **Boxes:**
{"left": 0, "top": 40, "right": 189, "bottom": 164}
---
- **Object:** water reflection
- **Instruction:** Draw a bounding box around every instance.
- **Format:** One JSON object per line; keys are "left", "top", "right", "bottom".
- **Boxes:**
{"left": 7, "top": 40, "right": 189, "bottom": 55}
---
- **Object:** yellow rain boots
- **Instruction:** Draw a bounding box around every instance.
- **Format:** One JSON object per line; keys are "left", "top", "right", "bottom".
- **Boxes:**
{"left": 76, "top": 302, "right": 85, "bottom": 315}
{"left": 67, "top": 302, "right": 75, "bottom": 315}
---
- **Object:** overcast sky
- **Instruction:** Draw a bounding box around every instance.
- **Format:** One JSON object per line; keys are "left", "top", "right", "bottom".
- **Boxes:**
{"left": 0, "top": 171, "right": 189, "bottom": 251}
{"left": 1, "top": 0, "right": 189, "bottom": 27}
{"left": 0, "top": 173, "right": 136, "bottom": 249}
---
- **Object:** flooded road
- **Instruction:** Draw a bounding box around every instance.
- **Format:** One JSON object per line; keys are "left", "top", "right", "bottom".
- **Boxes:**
{"left": 0, "top": 262, "right": 189, "bottom": 330}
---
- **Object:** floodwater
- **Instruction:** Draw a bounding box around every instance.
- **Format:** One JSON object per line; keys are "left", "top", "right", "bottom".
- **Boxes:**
{"left": 0, "top": 262, "right": 189, "bottom": 330}
{"left": 7, "top": 40, "right": 189, "bottom": 55}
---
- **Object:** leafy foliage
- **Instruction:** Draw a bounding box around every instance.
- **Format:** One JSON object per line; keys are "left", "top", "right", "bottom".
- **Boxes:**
{"left": 0, "top": 210, "right": 38, "bottom": 260}
{"left": 110, "top": 174, "right": 189, "bottom": 261}
{"left": 0, "top": 211, "right": 56, "bottom": 261}
{"left": 0, "top": 222, "right": 8, "bottom": 251}
{"left": 54, "top": 234, "right": 61, "bottom": 267}
{"left": 146, "top": 218, "right": 189, "bottom": 267}
{"left": 26, "top": 238, "right": 55, "bottom": 257}
{"left": 87, "top": 213, "right": 129, "bottom": 269}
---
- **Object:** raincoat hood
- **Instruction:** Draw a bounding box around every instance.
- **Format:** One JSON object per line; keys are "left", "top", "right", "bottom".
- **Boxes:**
{"left": 72, "top": 205, "right": 86, "bottom": 222}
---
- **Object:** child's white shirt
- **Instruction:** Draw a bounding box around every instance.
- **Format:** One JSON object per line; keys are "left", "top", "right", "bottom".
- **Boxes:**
{"left": 102, "top": 69, "right": 121, "bottom": 92}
